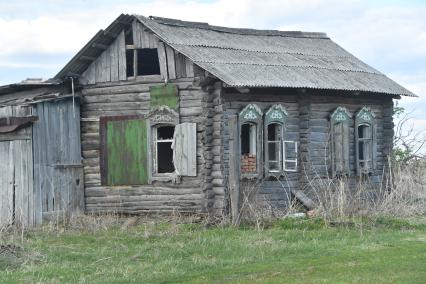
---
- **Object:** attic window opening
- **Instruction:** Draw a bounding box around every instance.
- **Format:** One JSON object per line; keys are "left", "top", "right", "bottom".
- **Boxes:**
{"left": 137, "top": 49, "right": 160, "bottom": 76}
{"left": 126, "top": 48, "right": 161, "bottom": 78}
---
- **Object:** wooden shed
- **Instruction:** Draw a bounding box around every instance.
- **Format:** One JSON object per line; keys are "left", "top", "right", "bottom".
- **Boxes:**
{"left": 0, "top": 81, "right": 83, "bottom": 227}
{"left": 0, "top": 14, "right": 416, "bottom": 221}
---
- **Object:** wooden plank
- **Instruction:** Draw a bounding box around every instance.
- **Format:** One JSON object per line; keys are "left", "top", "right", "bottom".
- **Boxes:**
{"left": 228, "top": 115, "right": 240, "bottom": 225}
{"left": 185, "top": 58, "right": 194, "bottom": 78}
{"left": 132, "top": 20, "right": 142, "bottom": 48}
{"left": 110, "top": 35, "right": 119, "bottom": 82}
{"left": 157, "top": 42, "right": 167, "bottom": 80}
{"left": 174, "top": 52, "right": 186, "bottom": 78}
{"left": 165, "top": 45, "right": 176, "bottom": 79}
{"left": 173, "top": 123, "right": 197, "bottom": 176}
{"left": 0, "top": 140, "right": 14, "bottom": 226}
{"left": 118, "top": 31, "right": 127, "bottom": 81}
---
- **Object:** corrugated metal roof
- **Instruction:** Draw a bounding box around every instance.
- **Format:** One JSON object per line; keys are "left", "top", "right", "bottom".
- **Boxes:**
{"left": 136, "top": 15, "right": 415, "bottom": 97}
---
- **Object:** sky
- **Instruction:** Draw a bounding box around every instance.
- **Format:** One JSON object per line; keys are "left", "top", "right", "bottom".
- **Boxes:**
{"left": 0, "top": 0, "right": 425, "bottom": 139}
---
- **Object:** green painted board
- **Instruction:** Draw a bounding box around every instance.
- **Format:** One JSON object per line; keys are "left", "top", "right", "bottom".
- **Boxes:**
{"left": 106, "top": 119, "right": 148, "bottom": 185}
{"left": 150, "top": 85, "right": 178, "bottom": 110}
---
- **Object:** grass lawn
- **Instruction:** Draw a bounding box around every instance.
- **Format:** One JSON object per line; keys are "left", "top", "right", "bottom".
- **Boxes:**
{"left": 0, "top": 217, "right": 425, "bottom": 283}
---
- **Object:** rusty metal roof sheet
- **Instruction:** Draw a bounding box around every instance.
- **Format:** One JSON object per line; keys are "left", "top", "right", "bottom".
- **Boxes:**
{"left": 136, "top": 15, "right": 415, "bottom": 97}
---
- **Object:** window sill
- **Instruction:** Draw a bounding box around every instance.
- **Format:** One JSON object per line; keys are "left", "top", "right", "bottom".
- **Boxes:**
{"left": 127, "top": 75, "right": 162, "bottom": 82}
{"left": 150, "top": 173, "right": 176, "bottom": 183}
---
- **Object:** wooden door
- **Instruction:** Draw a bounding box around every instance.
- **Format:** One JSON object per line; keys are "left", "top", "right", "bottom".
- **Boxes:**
{"left": 0, "top": 106, "right": 34, "bottom": 227}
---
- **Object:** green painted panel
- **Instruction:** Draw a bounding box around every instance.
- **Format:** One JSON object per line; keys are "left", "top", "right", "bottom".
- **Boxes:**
{"left": 106, "top": 119, "right": 148, "bottom": 185}
{"left": 150, "top": 85, "right": 178, "bottom": 110}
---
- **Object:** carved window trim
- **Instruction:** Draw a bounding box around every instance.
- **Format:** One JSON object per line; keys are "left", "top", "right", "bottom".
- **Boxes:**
{"left": 355, "top": 106, "right": 376, "bottom": 175}
{"left": 147, "top": 106, "right": 179, "bottom": 182}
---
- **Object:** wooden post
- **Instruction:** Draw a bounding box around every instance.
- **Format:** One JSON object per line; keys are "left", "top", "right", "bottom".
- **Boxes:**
{"left": 228, "top": 115, "right": 241, "bottom": 225}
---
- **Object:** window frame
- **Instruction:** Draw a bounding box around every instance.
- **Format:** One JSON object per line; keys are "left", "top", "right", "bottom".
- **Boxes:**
{"left": 264, "top": 104, "right": 290, "bottom": 175}
{"left": 147, "top": 106, "right": 179, "bottom": 183}
{"left": 125, "top": 45, "right": 162, "bottom": 80}
{"left": 283, "top": 140, "right": 298, "bottom": 172}
{"left": 330, "top": 106, "right": 351, "bottom": 177}
{"left": 239, "top": 104, "right": 263, "bottom": 178}
{"left": 355, "top": 106, "right": 376, "bottom": 176}
{"left": 152, "top": 124, "right": 175, "bottom": 176}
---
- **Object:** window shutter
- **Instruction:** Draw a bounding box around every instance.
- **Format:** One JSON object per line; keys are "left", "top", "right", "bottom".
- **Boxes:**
{"left": 330, "top": 107, "right": 351, "bottom": 177}
{"left": 173, "top": 122, "right": 197, "bottom": 177}
{"left": 283, "top": 141, "right": 298, "bottom": 171}
{"left": 100, "top": 116, "right": 148, "bottom": 186}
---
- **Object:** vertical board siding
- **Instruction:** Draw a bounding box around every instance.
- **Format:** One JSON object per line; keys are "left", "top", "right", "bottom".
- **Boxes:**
{"left": 33, "top": 99, "right": 83, "bottom": 223}
{"left": 0, "top": 105, "right": 34, "bottom": 227}
{"left": 80, "top": 30, "right": 126, "bottom": 85}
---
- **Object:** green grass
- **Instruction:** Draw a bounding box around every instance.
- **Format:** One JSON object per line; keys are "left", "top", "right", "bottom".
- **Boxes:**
{"left": 0, "top": 217, "right": 425, "bottom": 283}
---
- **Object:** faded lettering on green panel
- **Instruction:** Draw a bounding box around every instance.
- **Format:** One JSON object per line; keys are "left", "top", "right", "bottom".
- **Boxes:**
{"left": 150, "top": 85, "right": 178, "bottom": 110}
{"left": 106, "top": 119, "right": 148, "bottom": 185}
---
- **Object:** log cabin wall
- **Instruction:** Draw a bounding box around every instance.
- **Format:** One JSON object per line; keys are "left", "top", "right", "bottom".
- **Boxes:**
{"left": 301, "top": 93, "right": 394, "bottom": 197}
{"left": 221, "top": 89, "right": 300, "bottom": 211}
{"left": 80, "top": 78, "right": 209, "bottom": 214}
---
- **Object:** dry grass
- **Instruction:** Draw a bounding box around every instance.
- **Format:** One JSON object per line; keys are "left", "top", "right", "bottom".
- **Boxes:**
{"left": 307, "top": 159, "right": 426, "bottom": 221}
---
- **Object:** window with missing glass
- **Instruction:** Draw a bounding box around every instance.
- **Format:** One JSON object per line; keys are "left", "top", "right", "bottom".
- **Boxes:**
{"left": 264, "top": 104, "right": 296, "bottom": 174}
{"left": 239, "top": 104, "right": 263, "bottom": 176}
{"left": 153, "top": 125, "right": 175, "bottom": 174}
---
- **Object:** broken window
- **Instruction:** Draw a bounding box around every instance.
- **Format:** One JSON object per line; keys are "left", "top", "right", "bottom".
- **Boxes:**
{"left": 355, "top": 107, "right": 375, "bottom": 175}
{"left": 241, "top": 123, "right": 257, "bottom": 173}
{"left": 239, "top": 104, "right": 262, "bottom": 176}
{"left": 153, "top": 125, "right": 175, "bottom": 174}
{"left": 148, "top": 105, "right": 197, "bottom": 181}
{"left": 266, "top": 123, "right": 283, "bottom": 172}
{"left": 126, "top": 48, "right": 161, "bottom": 78}
{"left": 330, "top": 107, "right": 350, "bottom": 177}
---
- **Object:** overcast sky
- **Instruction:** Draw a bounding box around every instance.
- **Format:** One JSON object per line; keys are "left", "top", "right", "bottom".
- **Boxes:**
{"left": 0, "top": 0, "right": 425, "bottom": 132}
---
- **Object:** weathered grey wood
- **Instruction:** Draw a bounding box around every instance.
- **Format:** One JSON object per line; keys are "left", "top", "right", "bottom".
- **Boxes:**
{"left": 185, "top": 58, "right": 194, "bottom": 78}
{"left": 118, "top": 31, "right": 127, "bottom": 81}
{"left": 132, "top": 20, "right": 142, "bottom": 48}
{"left": 32, "top": 99, "right": 83, "bottom": 225}
{"left": 157, "top": 42, "right": 167, "bottom": 80}
{"left": 165, "top": 45, "right": 176, "bottom": 79}
{"left": 228, "top": 115, "right": 240, "bottom": 225}
{"left": 173, "top": 123, "right": 197, "bottom": 176}
{"left": 110, "top": 35, "right": 119, "bottom": 82}
{"left": 175, "top": 52, "right": 186, "bottom": 78}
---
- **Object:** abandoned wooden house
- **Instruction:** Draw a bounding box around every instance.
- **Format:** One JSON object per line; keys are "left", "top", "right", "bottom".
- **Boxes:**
{"left": 0, "top": 14, "right": 415, "bottom": 226}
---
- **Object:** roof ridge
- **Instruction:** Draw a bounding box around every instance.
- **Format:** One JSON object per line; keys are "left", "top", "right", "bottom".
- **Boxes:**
{"left": 191, "top": 60, "right": 381, "bottom": 75}
{"left": 171, "top": 43, "right": 355, "bottom": 58}
{"left": 137, "top": 15, "right": 329, "bottom": 39}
